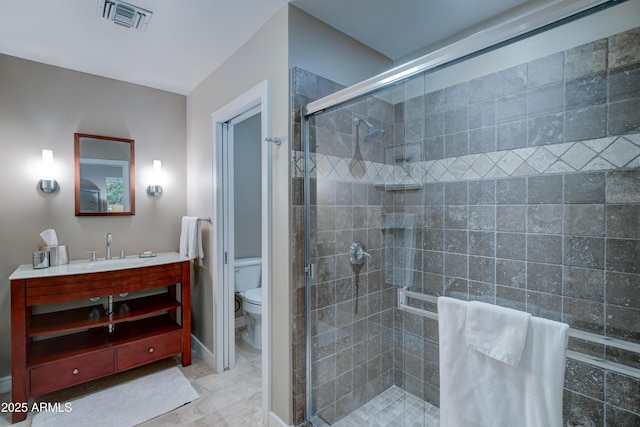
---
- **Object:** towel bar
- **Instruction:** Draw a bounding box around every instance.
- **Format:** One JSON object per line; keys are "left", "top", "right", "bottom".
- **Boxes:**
{"left": 197, "top": 217, "right": 211, "bottom": 223}
{"left": 397, "top": 288, "right": 640, "bottom": 379}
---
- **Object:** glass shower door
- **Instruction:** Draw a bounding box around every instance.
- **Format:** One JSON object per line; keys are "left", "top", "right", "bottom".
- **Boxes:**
{"left": 305, "top": 74, "right": 437, "bottom": 426}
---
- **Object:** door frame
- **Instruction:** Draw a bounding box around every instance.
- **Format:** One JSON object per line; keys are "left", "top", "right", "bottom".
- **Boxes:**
{"left": 211, "top": 79, "right": 272, "bottom": 421}
{"left": 221, "top": 104, "right": 262, "bottom": 370}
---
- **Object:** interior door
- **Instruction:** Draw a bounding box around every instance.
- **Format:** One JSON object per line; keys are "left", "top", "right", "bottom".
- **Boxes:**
{"left": 221, "top": 106, "right": 262, "bottom": 370}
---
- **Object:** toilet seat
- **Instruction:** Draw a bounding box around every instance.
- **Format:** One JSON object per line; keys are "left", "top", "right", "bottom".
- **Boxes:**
{"left": 242, "top": 288, "right": 262, "bottom": 305}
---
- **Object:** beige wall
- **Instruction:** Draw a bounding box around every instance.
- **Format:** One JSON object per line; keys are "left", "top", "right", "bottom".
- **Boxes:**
{"left": 289, "top": 6, "right": 392, "bottom": 88}
{"left": 1, "top": 4, "right": 409, "bottom": 423}
{"left": 185, "top": 6, "right": 394, "bottom": 423}
{"left": 0, "top": 54, "right": 187, "bottom": 380}
{"left": 186, "top": 6, "right": 291, "bottom": 423}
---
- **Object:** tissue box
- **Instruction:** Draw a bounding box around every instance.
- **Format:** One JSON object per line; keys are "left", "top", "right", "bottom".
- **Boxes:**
{"left": 39, "top": 244, "right": 69, "bottom": 266}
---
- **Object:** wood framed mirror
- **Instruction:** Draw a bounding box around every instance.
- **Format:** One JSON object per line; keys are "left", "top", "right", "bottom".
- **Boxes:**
{"left": 74, "top": 133, "right": 135, "bottom": 216}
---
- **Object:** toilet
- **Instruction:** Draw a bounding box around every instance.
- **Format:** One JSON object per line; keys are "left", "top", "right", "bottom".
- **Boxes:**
{"left": 234, "top": 257, "right": 262, "bottom": 350}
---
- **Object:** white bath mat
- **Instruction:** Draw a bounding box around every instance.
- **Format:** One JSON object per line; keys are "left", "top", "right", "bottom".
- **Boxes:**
{"left": 32, "top": 367, "right": 199, "bottom": 427}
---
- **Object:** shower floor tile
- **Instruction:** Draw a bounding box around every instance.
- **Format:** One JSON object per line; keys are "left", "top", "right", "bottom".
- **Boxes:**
{"left": 312, "top": 385, "right": 440, "bottom": 427}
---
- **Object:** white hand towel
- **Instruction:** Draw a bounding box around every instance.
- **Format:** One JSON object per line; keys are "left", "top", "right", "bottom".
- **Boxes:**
{"left": 438, "top": 296, "right": 569, "bottom": 427}
{"left": 179, "top": 217, "right": 189, "bottom": 258}
{"left": 466, "top": 300, "right": 531, "bottom": 367}
{"left": 179, "top": 216, "right": 203, "bottom": 260}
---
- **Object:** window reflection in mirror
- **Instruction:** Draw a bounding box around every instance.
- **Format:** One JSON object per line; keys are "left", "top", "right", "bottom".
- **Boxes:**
{"left": 74, "top": 133, "right": 135, "bottom": 216}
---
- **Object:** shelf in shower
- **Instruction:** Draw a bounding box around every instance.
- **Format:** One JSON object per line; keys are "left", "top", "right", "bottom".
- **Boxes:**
{"left": 374, "top": 183, "right": 423, "bottom": 191}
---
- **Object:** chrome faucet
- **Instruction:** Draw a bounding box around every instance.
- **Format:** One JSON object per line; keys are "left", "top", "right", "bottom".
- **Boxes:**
{"left": 106, "top": 233, "right": 113, "bottom": 260}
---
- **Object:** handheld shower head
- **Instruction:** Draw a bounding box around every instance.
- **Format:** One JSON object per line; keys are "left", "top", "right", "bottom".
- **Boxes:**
{"left": 354, "top": 117, "right": 385, "bottom": 143}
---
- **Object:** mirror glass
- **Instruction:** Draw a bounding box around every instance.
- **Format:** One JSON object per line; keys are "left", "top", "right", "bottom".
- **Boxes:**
{"left": 74, "top": 133, "right": 135, "bottom": 216}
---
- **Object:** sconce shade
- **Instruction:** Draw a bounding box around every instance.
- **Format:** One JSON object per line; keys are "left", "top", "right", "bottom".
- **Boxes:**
{"left": 39, "top": 149, "right": 59, "bottom": 194}
{"left": 42, "top": 149, "right": 54, "bottom": 180}
{"left": 152, "top": 160, "right": 162, "bottom": 183}
{"left": 147, "top": 159, "right": 163, "bottom": 196}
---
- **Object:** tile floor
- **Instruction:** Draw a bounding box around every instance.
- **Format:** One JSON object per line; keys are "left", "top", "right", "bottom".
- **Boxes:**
{"left": 0, "top": 330, "right": 264, "bottom": 427}
{"left": 310, "top": 386, "right": 440, "bottom": 427}
{"left": 1, "top": 331, "right": 440, "bottom": 427}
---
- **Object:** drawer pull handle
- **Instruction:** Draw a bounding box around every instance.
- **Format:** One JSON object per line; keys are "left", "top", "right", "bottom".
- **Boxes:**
{"left": 148, "top": 347, "right": 154, "bottom": 353}
{"left": 72, "top": 368, "right": 79, "bottom": 375}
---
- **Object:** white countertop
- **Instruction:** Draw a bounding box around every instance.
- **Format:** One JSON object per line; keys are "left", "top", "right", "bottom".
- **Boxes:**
{"left": 9, "top": 251, "right": 191, "bottom": 280}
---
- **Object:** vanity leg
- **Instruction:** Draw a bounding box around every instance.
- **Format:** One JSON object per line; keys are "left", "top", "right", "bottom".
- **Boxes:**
{"left": 181, "top": 261, "right": 191, "bottom": 367}
{"left": 10, "top": 280, "right": 28, "bottom": 423}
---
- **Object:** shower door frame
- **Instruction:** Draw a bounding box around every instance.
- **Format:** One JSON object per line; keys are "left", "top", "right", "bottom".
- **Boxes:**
{"left": 302, "top": 0, "right": 620, "bottom": 423}
{"left": 302, "top": 109, "right": 313, "bottom": 419}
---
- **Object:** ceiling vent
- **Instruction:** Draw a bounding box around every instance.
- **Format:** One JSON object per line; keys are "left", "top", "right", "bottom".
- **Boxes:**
{"left": 97, "top": 0, "right": 152, "bottom": 31}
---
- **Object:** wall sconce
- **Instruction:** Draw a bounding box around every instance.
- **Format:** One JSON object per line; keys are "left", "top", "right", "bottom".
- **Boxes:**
{"left": 38, "top": 149, "right": 59, "bottom": 194}
{"left": 147, "top": 159, "right": 163, "bottom": 196}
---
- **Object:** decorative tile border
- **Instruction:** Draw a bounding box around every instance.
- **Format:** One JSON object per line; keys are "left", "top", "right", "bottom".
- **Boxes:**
{"left": 293, "top": 134, "right": 640, "bottom": 185}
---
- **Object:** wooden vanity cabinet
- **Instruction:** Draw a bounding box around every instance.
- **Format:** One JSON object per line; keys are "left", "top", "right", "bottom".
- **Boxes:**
{"left": 9, "top": 257, "right": 191, "bottom": 423}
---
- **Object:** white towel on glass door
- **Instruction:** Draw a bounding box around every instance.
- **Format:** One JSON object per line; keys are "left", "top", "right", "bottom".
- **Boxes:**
{"left": 438, "top": 296, "right": 569, "bottom": 427}
{"left": 179, "top": 216, "right": 203, "bottom": 259}
{"left": 466, "top": 300, "right": 531, "bottom": 367}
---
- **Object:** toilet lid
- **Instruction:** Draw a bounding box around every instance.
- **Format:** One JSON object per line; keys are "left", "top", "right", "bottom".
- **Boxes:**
{"left": 243, "top": 288, "right": 262, "bottom": 304}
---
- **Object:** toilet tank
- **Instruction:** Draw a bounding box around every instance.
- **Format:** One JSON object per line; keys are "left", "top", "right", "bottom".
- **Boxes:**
{"left": 234, "top": 257, "right": 262, "bottom": 292}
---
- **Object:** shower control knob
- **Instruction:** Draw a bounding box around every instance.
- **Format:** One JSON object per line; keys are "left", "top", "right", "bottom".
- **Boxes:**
{"left": 349, "top": 241, "right": 372, "bottom": 266}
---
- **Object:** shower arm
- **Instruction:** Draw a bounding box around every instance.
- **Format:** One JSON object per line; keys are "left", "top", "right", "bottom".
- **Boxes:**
{"left": 353, "top": 116, "right": 385, "bottom": 143}
{"left": 353, "top": 117, "right": 373, "bottom": 131}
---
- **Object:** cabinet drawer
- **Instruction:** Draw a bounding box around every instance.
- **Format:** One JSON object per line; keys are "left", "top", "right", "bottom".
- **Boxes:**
{"left": 30, "top": 350, "right": 115, "bottom": 396}
{"left": 117, "top": 330, "right": 182, "bottom": 371}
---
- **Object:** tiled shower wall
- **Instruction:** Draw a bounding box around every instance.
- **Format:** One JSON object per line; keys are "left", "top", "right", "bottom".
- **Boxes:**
{"left": 291, "top": 26, "right": 640, "bottom": 426}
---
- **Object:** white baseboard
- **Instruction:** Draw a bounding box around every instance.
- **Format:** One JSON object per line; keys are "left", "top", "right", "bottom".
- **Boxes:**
{"left": 268, "top": 410, "right": 292, "bottom": 427}
{"left": 0, "top": 375, "right": 10, "bottom": 394}
{"left": 190, "top": 333, "right": 217, "bottom": 372}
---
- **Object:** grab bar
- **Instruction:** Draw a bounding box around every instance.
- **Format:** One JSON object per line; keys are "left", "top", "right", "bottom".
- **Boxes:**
{"left": 397, "top": 288, "right": 640, "bottom": 380}
{"left": 398, "top": 288, "right": 438, "bottom": 320}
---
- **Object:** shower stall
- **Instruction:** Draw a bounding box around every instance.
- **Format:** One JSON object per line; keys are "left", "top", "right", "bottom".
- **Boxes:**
{"left": 292, "top": 1, "right": 640, "bottom": 426}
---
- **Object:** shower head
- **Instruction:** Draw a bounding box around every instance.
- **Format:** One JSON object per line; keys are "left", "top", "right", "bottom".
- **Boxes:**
{"left": 354, "top": 117, "right": 385, "bottom": 143}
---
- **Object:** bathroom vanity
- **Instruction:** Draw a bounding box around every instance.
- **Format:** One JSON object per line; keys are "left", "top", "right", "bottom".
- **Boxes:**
{"left": 8, "top": 252, "right": 191, "bottom": 423}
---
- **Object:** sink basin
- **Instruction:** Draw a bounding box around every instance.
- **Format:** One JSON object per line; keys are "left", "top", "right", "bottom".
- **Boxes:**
{"left": 83, "top": 257, "right": 151, "bottom": 270}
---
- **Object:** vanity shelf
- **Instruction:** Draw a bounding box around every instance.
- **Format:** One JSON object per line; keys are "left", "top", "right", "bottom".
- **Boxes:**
{"left": 28, "top": 314, "right": 180, "bottom": 365}
{"left": 9, "top": 252, "right": 191, "bottom": 424}
{"left": 28, "top": 294, "right": 181, "bottom": 337}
